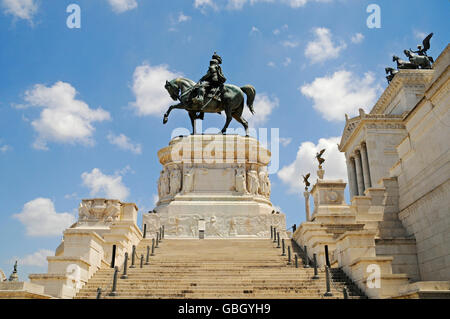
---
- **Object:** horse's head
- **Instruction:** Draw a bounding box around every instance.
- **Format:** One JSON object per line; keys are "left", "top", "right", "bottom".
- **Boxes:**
{"left": 392, "top": 55, "right": 399, "bottom": 62}
{"left": 385, "top": 67, "right": 394, "bottom": 74}
{"left": 165, "top": 80, "right": 179, "bottom": 101}
{"left": 404, "top": 49, "right": 412, "bottom": 58}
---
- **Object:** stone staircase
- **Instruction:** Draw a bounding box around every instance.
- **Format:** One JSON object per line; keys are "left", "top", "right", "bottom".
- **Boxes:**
{"left": 374, "top": 180, "right": 421, "bottom": 282}
{"left": 75, "top": 238, "right": 366, "bottom": 299}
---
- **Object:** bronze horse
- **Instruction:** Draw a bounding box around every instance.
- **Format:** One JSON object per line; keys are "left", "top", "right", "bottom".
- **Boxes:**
{"left": 164, "top": 77, "right": 255, "bottom": 136}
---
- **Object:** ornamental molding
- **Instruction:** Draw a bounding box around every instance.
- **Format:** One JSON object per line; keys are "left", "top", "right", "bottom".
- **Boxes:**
{"left": 370, "top": 70, "right": 434, "bottom": 115}
{"left": 339, "top": 110, "right": 405, "bottom": 152}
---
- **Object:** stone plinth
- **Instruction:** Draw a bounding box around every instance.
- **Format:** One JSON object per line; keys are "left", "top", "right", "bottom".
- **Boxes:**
{"left": 29, "top": 198, "right": 142, "bottom": 299}
{"left": 0, "top": 282, "right": 52, "bottom": 299}
{"left": 310, "top": 179, "right": 348, "bottom": 222}
{"left": 147, "top": 135, "right": 286, "bottom": 239}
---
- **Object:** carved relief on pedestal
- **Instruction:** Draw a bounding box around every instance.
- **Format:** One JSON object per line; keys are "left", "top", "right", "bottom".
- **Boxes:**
{"left": 247, "top": 166, "right": 260, "bottom": 195}
{"left": 258, "top": 168, "right": 271, "bottom": 198}
{"left": 235, "top": 166, "right": 247, "bottom": 194}
{"left": 326, "top": 191, "right": 340, "bottom": 203}
{"left": 228, "top": 217, "right": 237, "bottom": 236}
{"left": 169, "top": 165, "right": 182, "bottom": 196}
{"left": 207, "top": 216, "right": 223, "bottom": 237}
{"left": 183, "top": 167, "right": 195, "bottom": 194}
{"left": 144, "top": 214, "right": 160, "bottom": 235}
{"left": 78, "top": 199, "right": 121, "bottom": 223}
{"left": 158, "top": 169, "right": 170, "bottom": 198}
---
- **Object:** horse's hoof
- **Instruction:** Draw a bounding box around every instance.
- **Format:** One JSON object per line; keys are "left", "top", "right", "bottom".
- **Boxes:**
{"left": 163, "top": 117, "right": 168, "bottom": 124}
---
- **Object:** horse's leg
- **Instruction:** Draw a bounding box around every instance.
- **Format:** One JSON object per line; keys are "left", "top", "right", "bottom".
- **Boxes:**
{"left": 232, "top": 113, "right": 249, "bottom": 137}
{"left": 232, "top": 101, "right": 249, "bottom": 136}
{"left": 189, "top": 111, "right": 197, "bottom": 135}
{"left": 163, "top": 104, "right": 183, "bottom": 124}
{"left": 221, "top": 107, "right": 232, "bottom": 135}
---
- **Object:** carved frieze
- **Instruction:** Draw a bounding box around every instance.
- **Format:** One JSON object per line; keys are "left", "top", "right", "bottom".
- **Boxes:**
{"left": 78, "top": 199, "right": 121, "bottom": 223}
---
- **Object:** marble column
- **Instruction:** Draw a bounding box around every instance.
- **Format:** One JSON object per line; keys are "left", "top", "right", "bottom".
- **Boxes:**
{"left": 304, "top": 191, "right": 311, "bottom": 222}
{"left": 354, "top": 150, "right": 365, "bottom": 196}
{"left": 361, "top": 143, "right": 372, "bottom": 189}
{"left": 346, "top": 157, "right": 358, "bottom": 198}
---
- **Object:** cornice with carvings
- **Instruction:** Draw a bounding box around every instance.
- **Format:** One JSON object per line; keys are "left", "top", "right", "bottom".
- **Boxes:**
{"left": 370, "top": 70, "right": 434, "bottom": 115}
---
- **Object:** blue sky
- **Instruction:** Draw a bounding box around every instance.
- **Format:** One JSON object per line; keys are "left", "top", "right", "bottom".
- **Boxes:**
{"left": 0, "top": 0, "right": 448, "bottom": 280}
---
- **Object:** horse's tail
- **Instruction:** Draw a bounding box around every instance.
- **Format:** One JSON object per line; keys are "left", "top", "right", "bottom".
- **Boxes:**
{"left": 241, "top": 85, "right": 256, "bottom": 114}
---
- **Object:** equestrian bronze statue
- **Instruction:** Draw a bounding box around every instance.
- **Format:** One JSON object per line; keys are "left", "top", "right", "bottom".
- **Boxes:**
{"left": 386, "top": 32, "right": 435, "bottom": 83}
{"left": 163, "top": 52, "right": 256, "bottom": 136}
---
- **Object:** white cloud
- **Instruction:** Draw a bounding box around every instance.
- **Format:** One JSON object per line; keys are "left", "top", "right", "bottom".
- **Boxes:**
{"left": 81, "top": 168, "right": 130, "bottom": 201}
{"left": 279, "top": 137, "right": 292, "bottom": 147}
{"left": 13, "top": 198, "right": 76, "bottom": 237}
{"left": 250, "top": 26, "right": 260, "bottom": 35}
{"left": 305, "top": 27, "right": 346, "bottom": 64}
{"left": 196, "top": 0, "right": 332, "bottom": 11}
{"left": 1, "top": 0, "right": 38, "bottom": 21}
{"left": 64, "top": 192, "right": 78, "bottom": 200}
{"left": 351, "top": 33, "right": 364, "bottom": 44}
{"left": 107, "top": 132, "right": 142, "bottom": 154}
{"left": 16, "top": 249, "right": 53, "bottom": 267}
{"left": 243, "top": 93, "right": 279, "bottom": 128}
{"left": 107, "top": 0, "right": 137, "bottom": 13}
{"left": 0, "top": 141, "right": 10, "bottom": 153}
{"left": 282, "top": 40, "right": 299, "bottom": 48}
{"left": 130, "top": 63, "right": 182, "bottom": 117}
{"left": 273, "top": 24, "right": 288, "bottom": 35}
{"left": 21, "top": 81, "right": 110, "bottom": 150}
{"left": 278, "top": 137, "right": 347, "bottom": 193}
{"left": 194, "top": 0, "right": 218, "bottom": 11}
{"left": 283, "top": 57, "right": 292, "bottom": 66}
{"left": 178, "top": 12, "right": 191, "bottom": 23}
{"left": 300, "top": 70, "right": 381, "bottom": 122}
{"left": 267, "top": 61, "right": 276, "bottom": 68}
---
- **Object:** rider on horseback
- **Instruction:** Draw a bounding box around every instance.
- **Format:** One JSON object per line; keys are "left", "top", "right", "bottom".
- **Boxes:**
{"left": 193, "top": 52, "right": 227, "bottom": 110}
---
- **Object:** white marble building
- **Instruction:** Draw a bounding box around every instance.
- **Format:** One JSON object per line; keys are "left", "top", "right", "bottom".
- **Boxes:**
{"left": 294, "top": 44, "right": 449, "bottom": 298}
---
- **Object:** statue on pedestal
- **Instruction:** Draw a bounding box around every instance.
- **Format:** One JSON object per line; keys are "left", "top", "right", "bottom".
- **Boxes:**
{"left": 258, "top": 169, "right": 271, "bottom": 198}
{"left": 302, "top": 173, "right": 311, "bottom": 191}
{"left": 316, "top": 149, "right": 326, "bottom": 169}
{"left": 385, "top": 67, "right": 399, "bottom": 84}
{"left": 183, "top": 167, "right": 195, "bottom": 194}
{"left": 235, "top": 166, "right": 247, "bottom": 194}
{"left": 169, "top": 167, "right": 181, "bottom": 196}
{"left": 193, "top": 52, "right": 227, "bottom": 109}
{"left": 247, "top": 168, "right": 260, "bottom": 195}
{"left": 9, "top": 261, "right": 18, "bottom": 282}
{"left": 409, "top": 33, "right": 434, "bottom": 58}
{"left": 163, "top": 52, "right": 256, "bottom": 136}
{"left": 387, "top": 32, "right": 434, "bottom": 78}
{"left": 159, "top": 169, "right": 169, "bottom": 198}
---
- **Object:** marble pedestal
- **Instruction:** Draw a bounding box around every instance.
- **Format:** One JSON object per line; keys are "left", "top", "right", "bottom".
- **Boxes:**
{"left": 144, "top": 135, "right": 286, "bottom": 239}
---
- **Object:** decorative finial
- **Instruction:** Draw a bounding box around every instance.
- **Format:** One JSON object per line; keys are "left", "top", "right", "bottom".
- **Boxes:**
{"left": 8, "top": 261, "right": 18, "bottom": 282}
{"left": 302, "top": 173, "right": 311, "bottom": 191}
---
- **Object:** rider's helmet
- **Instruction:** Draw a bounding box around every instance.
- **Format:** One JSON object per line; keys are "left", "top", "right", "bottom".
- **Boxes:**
{"left": 210, "top": 58, "right": 219, "bottom": 66}
{"left": 212, "top": 52, "right": 222, "bottom": 64}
